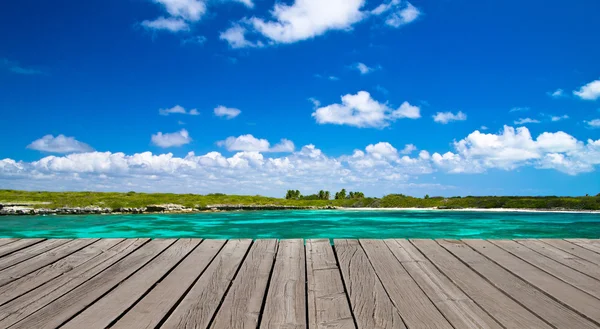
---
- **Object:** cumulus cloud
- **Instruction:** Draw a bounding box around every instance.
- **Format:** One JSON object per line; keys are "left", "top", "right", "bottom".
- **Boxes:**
{"left": 432, "top": 111, "right": 467, "bottom": 124}
{"left": 141, "top": 0, "right": 216, "bottom": 33}
{"left": 4, "top": 127, "right": 600, "bottom": 195}
{"left": 548, "top": 89, "right": 564, "bottom": 98}
{"left": 514, "top": 118, "right": 540, "bottom": 125}
{"left": 219, "top": 25, "right": 264, "bottom": 48}
{"left": 509, "top": 107, "right": 529, "bottom": 113}
{"left": 431, "top": 126, "right": 600, "bottom": 175}
{"left": 217, "top": 134, "right": 294, "bottom": 152}
{"left": 573, "top": 79, "right": 600, "bottom": 100}
{"left": 141, "top": 17, "right": 190, "bottom": 32}
{"left": 158, "top": 105, "right": 199, "bottom": 116}
{"left": 219, "top": 0, "right": 421, "bottom": 48}
{"left": 214, "top": 106, "right": 241, "bottom": 119}
{"left": 550, "top": 115, "right": 569, "bottom": 122}
{"left": 353, "top": 62, "right": 377, "bottom": 74}
{"left": 400, "top": 144, "right": 417, "bottom": 154}
{"left": 586, "top": 119, "right": 600, "bottom": 128}
{"left": 151, "top": 129, "right": 192, "bottom": 148}
{"left": 371, "top": 0, "right": 421, "bottom": 28}
{"left": 27, "top": 135, "right": 94, "bottom": 154}
{"left": 312, "top": 91, "right": 420, "bottom": 128}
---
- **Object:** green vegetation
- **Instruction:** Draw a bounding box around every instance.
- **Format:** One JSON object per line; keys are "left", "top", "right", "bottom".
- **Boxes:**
{"left": 0, "top": 189, "right": 599, "bottom": 210}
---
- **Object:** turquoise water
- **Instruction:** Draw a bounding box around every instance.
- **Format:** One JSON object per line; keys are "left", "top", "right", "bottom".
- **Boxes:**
{"left": 0, "top": 210, "right": 599, "bottom": 239}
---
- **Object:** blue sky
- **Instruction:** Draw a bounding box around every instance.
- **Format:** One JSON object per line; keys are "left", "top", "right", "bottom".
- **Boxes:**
{"left": 1, "top": 0, "right": 599, "bottom": 197}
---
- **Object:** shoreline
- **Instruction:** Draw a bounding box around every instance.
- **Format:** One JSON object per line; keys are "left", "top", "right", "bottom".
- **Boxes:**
{"left": 338, "top": 207, "right": 600, "bottom": 214}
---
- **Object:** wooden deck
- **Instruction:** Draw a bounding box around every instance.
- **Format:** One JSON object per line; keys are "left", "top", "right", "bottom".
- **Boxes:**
{"left": 0, "top": 239, "right": 599, "bottom": 328}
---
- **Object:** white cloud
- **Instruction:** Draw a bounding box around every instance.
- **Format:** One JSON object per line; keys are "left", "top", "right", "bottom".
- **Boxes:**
{"left": 248, "top": 0, "right": 366, "bottom": 44}
{"left": 158, "top": 105, "right": 199, "bottom": 116}
{"left": 217, "top": 134, "right": 295, "bottom": 152}
{"left": 141, "top": 17, "right": 189, "bottom": 32}
{"left": 550, "top": 115, "right": 569, "bottom": 122}
{"left": 432, "top": 111, "right": 467, "bottom": 124}
{"left": 548, "top": 89, "right": 564, "bottom": 98}
{"left": 232, "top": 0, "right": 254, "bottom": 8}
{"left": 4, "top": 127, "right": 600, "bottom": 195}
{"left": 514, "top": 118, "right": 540, "bottom": 125}
{"left": 214, "top": 106, "right": 241, "bottom": 119}
{"left": 151, "top": 129, "right": 192, "bottom": 148}
{"left": 219, "top": 0, "right": 422, "bottom": 47}
{"left": 311, "top": 91, "right": 420, "bottom": 128}
{"left": 480, "top": 126, "right": 489, "bottom": 130}
{"left": 153, "top": 0, "right": 206, "bottom": 21}
{"left": 371, "top": 0, "right": 421, "bottom": 28}
{"left": 432, "top": 126, "right": 600, "bottom": 175}
{"left": 573, "top": 79, "right": 600, "bottom": 100}
{"left": 586, "top": 119, "right": 600, "bottom": 128}
{"left": 27, "top": 135, "right": 94, "bottom": 154}
{"left": 509, "top": 107, "right": 529, "bottom": 113}
{"left": 353, "top": 62, "right": 377, "bottom": 74}
{"left": 400, "top": 144, "right": 417, "bottom": 154}
{"left": 220, "top": 25, "right": 263, "bottom": 48}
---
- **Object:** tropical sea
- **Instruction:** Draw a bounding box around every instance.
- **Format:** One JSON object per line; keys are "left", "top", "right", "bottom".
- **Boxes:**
{"left": 0, "top": 209, "right": 599, "bottom": 239}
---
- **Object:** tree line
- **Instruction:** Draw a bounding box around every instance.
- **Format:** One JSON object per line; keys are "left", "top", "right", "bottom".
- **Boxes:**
{"left": 285, "top": 188, "right": 365, "bottom": 200}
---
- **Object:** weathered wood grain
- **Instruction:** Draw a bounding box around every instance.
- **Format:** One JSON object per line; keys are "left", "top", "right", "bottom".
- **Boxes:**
{"left": 210, "top": 239, "right": 278, "bottom": 329}
{"left": 334, "top": 239, "right": 406, "bottom": 329}
{"left": 0, "top": 239, "right": 123, "bottom": 306}
{"left": 157, "top": 239, "right": 250, "bottom": 329}
{"left": 10, "top": 239, "right": 174, "bottom": 329}
{"left": 360, "top": 239, "right": 453, "bottom": 329}
{"left": 491, "top": 239, "right": 600, "bottom": 299}
{"left": 0, "top": 239, "right": 63, "bottom": 271}
{"left": 62, "top": 239, "right": 200, "bottom": 329}
{"left": 465, "top": 239, "right": 600, "bottom": 325}
{"left": 0, "top": 239, "right": 44, "bottom": 258}
{"left": 0, "top": 239, "right": 96, "bottom": 287}
{"left": 386, "top": 239, "right": 502, "bottom": 329}
{"left": 540, "top": 239, "right": 600, "bottom": 265}
{"left": 566, "top": 239, "right": 600, "bottom": 255}
{"left": 0, "top": 239, "right": 19, "bottom": 248}
{"left": 0, "top": 238, "right": 148, "bottom": 328}
{"left": 411, "top": 239, "right": 552, "bottom": 329}
{"left": 515, "top": 239, "right": 600, "bottom": 280}
{"left": 306, "top": 239, "right": 355, "bottom": 329}
{"left": 260, "top": 239, "right": 306, "bottom": 329}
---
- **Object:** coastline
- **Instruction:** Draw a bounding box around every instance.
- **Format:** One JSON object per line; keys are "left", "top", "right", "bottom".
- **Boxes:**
{"left": 338, "top": 207, "right": 600, "bottom": 214}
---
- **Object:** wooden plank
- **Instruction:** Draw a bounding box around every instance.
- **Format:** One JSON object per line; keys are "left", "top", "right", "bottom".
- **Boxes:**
{"left": 516, "top": 239, "right": 600, "bottom": 280}
{"left": 465, "top": 239, "right": 600, "bottom": 325}
{"left": 0, "top": 239, "right": 19, "bottom": 248}
{"left": 0, "top": 239, "right": 123, "bottom": 306}
{"left": 386, "top": 239, "right": 502, "bottom": 329}
{"left": 159, "top": 239, "right": 250, "bottom": 329}
{"left": 0, "top": 239, "right": 70, "bottom": 272}
{"left": 360, "top": 239, "right": 452, "bottom": 329}
{"left": 541, "top": 239, "right": 600, "bottom": 265}
{"left": 210, "top": 239, "right": 278, "bottom": 329}
{"left": 491, "top": 240, "right": 600, "bottom": 299}
{"left": 334, "top": 239, "right": 406, "bottom": 329}
{"left": 10, "top": 239, "right": 174, "bottom": 329}
{"left": 306, "top": 239, "right": 355, "bottom": 329}
{"left": 0, "top": 239, "right": 148, "bottom": 328}
{"left": 410, "top": 239, "right": 552, "bottom": 329}
{"left": 62, "top": 239, "right": 200, "bottom": 329}
{"left": 0, "top": 239, "right": 96, "bottom": 287}
{"left": 566, "top": 239, "right": 600, "bottom": 255}
{"left": 0, "top": 238, "right": 46, "bottom": 261}
{"left": 260, "top": 239, "right": 306, "bottom": 329}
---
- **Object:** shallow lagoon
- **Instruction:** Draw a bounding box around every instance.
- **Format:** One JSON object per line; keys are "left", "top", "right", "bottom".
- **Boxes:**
{"left": 1, "top": 209, "right": 599, "bottom": 239}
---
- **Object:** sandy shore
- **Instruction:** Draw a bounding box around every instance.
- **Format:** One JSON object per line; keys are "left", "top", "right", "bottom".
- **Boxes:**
{"left": 339, "top": 207, "right": 600, "bottom": 214}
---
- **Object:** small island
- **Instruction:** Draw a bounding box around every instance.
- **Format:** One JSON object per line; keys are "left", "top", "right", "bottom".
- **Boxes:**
{"left": 1, "top": 189, "right": 599, "bottom": 215}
